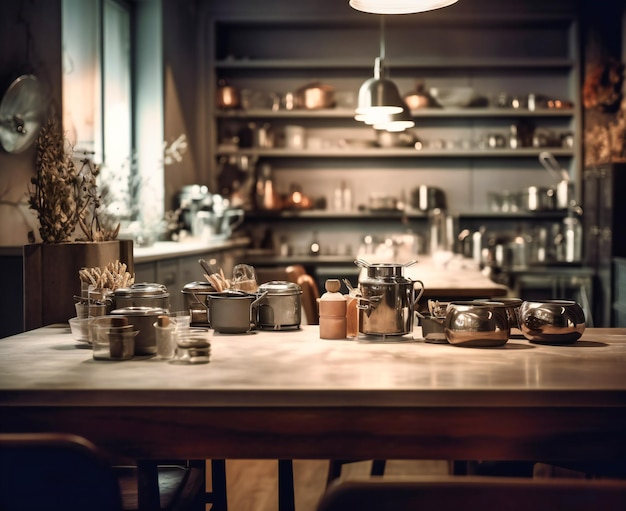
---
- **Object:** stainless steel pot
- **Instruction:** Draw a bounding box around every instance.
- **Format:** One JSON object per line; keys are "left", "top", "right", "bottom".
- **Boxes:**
{"left": 355, "top": 259, "right": 424, "bottom": 336}
{"left": 519, "top": 186, "right": 555, "bottom": 211}
{"left": 539, "top": 151, "right": 573, "bottom": 209}
{"left": 207, "top": 291, "right": 266, "bottom": 334}
{"left": 113, "top": 283, "right": 170, "bottom": 310}
{"left": 111, "top": 306, "right": 168, "bottom": 355}
{"left": 181, "top": 281, "right": 217, "bottom": 311}
{"left": 255, "top": 281, "right": 302, "bottom": 330}
{"left": 411, "top": 185, "right": 447, "bottom": 211}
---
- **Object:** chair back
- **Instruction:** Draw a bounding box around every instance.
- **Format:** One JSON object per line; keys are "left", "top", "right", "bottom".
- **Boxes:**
{"left": 0, "top": 432, "right": 123, "bottom": 511}
{"left": 317, "top": 476, "right": 626, "bottom": 511}
{"left": 256, "top": 264, "right": 320, "bottom": 324}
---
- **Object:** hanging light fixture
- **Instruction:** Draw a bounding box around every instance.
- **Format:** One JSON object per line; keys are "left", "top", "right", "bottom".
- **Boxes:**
{"left": 349, "top": 0, "right": 458, "bottom": 15}
{"left": 373, "top": 102, "right": 415, "bottom": 132}
{"left": 355, "top": 16, "right": 413, "bottom": 130}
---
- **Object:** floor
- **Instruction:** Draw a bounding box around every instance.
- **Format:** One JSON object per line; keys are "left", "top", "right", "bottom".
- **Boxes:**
{"left": 218, "top": 459, "right": 450, "bottom": 511}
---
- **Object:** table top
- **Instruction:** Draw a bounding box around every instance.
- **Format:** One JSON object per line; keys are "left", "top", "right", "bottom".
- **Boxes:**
{"left": 2, "top": 325, "right": 626, "bottom": 462}
{"left": 1, "top": 324, "right": 625, "bottom": 408}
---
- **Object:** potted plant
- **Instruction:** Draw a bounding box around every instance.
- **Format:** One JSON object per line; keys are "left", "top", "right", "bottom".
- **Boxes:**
{"left": 23, "top": 118, "right": 133, "bottom": 330}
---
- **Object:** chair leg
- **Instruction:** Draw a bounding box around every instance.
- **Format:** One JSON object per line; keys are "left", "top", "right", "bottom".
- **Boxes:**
{"left": 278, "top": 459, "right": 295, "bottom": 511}
{"left": 370, "top": 460, "right": 386, "bottom": 476}
{"left": 207, "top": 459, "right": 228, "bottom": 511}
{"left": 137, "top": 460, "right": 161, "bottom": 511}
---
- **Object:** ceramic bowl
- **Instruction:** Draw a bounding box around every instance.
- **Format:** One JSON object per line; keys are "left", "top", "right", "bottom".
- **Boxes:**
{"left": 519, "top": 299, "right": 585, "bottom": 344}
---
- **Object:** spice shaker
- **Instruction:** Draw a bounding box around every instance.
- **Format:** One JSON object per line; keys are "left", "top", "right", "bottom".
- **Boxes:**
{"left": 319, "top": 279, "right": 347, "bottom": 340}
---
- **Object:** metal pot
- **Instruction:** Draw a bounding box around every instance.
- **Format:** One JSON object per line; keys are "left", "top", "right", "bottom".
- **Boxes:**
{"left": 207, "top": 291, "right": 266, "bottom": 334}
{"left": 411, "top": 185, "right": 447, "bottom": 211}
{"left": 113, "top": 283, "right": 170, "bottom": 310}
{"left": 294, "top": 82, "right": 335, "bottom": 110}
{"left": 519, "top": 299, "right": 585, "bottom": 344}
{"left": 111, "top": 306, "right": 168, "bottom": 355}
{"left": 519, "top": 186, "right": 555, "bottom": 211}
{"left": 355, "top": 259, "right": 424, "bottom": 336}
{"left": 255, "top": 281, "right": 302, "bottom": 330}
{"left": 181, "top": 281, "right": 217, "bottom": 311}
{"left": 539, "top": 151, "right": 573, "bottom": 209}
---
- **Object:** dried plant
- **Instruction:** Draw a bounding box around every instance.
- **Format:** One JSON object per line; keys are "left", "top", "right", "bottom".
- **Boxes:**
{"left": 28, "top": 118, "right": 120, "bottom": 243}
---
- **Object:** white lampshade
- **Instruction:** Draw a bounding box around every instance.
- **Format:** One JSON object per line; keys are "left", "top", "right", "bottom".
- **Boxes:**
{"left": 373, "top": 102, "right": 415, "bottom": 132}
{"left": 349, "top": 0, "right": 458, "bottom": 14}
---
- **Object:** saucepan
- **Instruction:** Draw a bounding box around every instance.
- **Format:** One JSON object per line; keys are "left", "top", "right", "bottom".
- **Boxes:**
{"left": 539, "top": 151, "right": 574, "bottom": 210}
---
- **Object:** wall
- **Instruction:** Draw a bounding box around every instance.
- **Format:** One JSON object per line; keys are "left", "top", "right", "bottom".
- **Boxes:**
{"left": 0, "top": 0, "right": 62, "bottom": 246}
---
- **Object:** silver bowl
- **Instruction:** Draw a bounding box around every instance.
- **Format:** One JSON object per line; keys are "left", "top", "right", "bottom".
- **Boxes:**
{"left": 519, "top": 299, "right": 585, "bottom": 344}
{"left": 444, "top": 301, "right": 510, "bottom": 348}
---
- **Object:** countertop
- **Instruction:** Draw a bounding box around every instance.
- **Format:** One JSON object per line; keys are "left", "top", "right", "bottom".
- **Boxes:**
{"left": 1, "top": 325, "right": 625, "bottom": 408}
{"left": 133, "top": 237, "right": 250, "bottom": 263}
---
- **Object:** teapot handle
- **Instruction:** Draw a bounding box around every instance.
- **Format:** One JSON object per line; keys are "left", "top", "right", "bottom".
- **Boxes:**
{"left": 411, "top": 280, "right": 425, "bottom": 310}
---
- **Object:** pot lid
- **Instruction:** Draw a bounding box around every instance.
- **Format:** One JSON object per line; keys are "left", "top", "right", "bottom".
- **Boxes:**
{"left": 182, "top": 281, "right": 216, "bottom": 293}
{"left": 258, "top": 280, "right": 302, "bottom": 296}
{"left": 114, "top": 282, "right": 168, "bottom": 297}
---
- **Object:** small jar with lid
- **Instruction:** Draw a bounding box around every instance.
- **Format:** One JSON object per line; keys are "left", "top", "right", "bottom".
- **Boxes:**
{"left": 319, "top": 279, "right": 347, "bottom": 340}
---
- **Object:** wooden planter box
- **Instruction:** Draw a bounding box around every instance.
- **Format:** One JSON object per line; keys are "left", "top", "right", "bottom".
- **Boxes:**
{"left": 23, "top": 240, "right": 133, "bottom": 330}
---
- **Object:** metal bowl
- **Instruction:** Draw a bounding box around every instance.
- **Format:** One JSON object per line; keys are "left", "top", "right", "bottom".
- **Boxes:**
{"left": 444, "top": 301, "right": 510, "bottom": 347}
{"left": 519, "top": 299, "right": 585, "bottom": 344}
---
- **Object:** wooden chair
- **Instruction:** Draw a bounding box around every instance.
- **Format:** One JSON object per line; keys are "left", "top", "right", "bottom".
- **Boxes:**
{"left": 256, "top": 264, "right": 320, "bottom": 324}
{"left": 0, "top": 432, "right": 124, "bottom": 511}
{"left": 316, "top": 475, "right": 626, "bottom": 511}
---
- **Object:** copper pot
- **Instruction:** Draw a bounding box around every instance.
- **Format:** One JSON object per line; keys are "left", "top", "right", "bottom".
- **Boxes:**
{"left": 294, "top": 82, "right": 335, "bottom": 110}
{"left": 216, "top": 80, "right": 240, "bottom": 109}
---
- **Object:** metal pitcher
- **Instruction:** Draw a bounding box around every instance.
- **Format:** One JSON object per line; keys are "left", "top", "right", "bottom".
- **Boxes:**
{"left": 355, "top": 259, "right": 425, "bottom": 336}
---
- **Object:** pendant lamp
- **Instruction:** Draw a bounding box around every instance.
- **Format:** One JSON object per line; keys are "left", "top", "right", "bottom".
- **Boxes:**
{"left": 350, "top": 0, "right": 458, "bottom": 15}
{"left": 354, "top": 16, "right": 410, "bottom": 129}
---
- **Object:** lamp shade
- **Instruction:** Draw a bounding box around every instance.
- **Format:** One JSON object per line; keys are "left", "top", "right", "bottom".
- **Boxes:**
{"left": 373, "top": 102, "right": 415, "bottom": 131}
{"left": 355, "top": 76, "right": 404, "bottom": 117}
{"left": 349, "top": 0, "right": 458, "bottom": 14}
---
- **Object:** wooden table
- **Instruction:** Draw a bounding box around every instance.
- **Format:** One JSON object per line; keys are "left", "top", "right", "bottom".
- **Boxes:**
{"left": 1, "top": 324, "right": 625, "bottom": 465}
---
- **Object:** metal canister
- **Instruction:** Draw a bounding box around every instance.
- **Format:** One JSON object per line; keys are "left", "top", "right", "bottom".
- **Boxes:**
{"left": 112, "top": 283, "right": 170, "bottom": 310}
{"left": 111, "top": 306, "right": 168, "bottom": 355}
{"left": 255, "top": 281, "right": 302, "bottom": 330}
{"left": 355, "top": 260, "right": 424, "bottom": 336}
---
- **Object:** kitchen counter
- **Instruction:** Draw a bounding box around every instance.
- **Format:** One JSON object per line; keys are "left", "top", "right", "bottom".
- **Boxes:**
{"left": 133, "top": 236, "right": 250, "bottom": 264}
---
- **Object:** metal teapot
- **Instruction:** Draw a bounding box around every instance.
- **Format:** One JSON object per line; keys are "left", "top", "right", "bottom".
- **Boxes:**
{"left": 354, "top": 259, "right": 425, "bottom": 337}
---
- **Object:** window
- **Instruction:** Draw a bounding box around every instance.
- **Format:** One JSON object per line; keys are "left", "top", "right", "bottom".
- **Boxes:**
{"left": 62, "top": 0, "right": 134, "bottom": 221}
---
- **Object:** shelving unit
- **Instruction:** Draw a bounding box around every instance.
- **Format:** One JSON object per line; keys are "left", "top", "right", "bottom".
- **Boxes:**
{"left": 205, "top": 7, "right": 581, "bottom": 247}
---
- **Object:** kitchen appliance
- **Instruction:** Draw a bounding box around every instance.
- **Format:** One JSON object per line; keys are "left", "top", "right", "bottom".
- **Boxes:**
{"left": 355, "top": 259, "right": 424, "bottom": 336}
{"left": 177, "top": 186, "right": 244, "bottom": 240}
{"left": 255, "top": 281, "right": 302, "bottom": 330}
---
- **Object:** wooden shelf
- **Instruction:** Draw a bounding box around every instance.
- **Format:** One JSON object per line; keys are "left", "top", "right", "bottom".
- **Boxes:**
{"left": 216, "top": 147, "right": 575, "bottom": 159}
{"left": 216, "top": 107, "right": 575, "bottom": 119}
